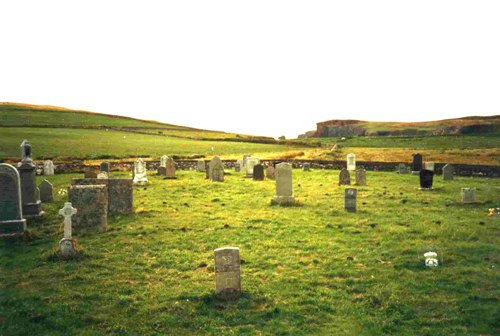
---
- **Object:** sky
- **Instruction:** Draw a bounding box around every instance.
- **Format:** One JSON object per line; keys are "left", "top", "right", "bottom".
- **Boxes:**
{"left": 1, "top": 1, "right": 499, "bottom": 139}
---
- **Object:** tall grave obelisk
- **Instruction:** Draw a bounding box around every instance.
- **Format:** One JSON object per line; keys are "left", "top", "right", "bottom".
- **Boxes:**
{"left": 17, "top": 140, "right": 43, "bottom": 219}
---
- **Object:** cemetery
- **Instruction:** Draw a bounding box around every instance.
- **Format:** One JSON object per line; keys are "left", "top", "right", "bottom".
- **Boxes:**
{"left": 1, "top": 138, "right": 499, "bottom": 335}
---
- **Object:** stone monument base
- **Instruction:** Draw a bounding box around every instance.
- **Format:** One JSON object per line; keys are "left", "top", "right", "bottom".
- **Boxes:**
{"left": 418, "top": 187, "right": 434, "bottom": 191}
{"left": 0, "top": 219, "right": 27, "bottom": 236}
{"left": 133, "top": 178, "right": 148, "bottom": 186}
{"left": 272, "top": 195, "right": 296, "bottom": 206}
{"left": 58, "top": 238, "right": 77, "bottom": 259}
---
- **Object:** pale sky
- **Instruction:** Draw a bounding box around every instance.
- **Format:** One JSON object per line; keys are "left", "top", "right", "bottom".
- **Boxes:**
{"left": 1, "top": 1, "right": 499, "bottom": 139}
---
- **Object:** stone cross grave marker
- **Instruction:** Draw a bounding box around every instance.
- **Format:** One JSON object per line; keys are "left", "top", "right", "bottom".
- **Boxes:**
{"left": 39, "top": 179, "right": 54, "bottom": 203}
{"left": 346, "top": 153, "right": 356, "bottom": 171}
{"left": 345, "top": 188, "right": 357, "bottom": 212}
{"left": 59, "top": 202, "right": 77, "bottom": 239}
{"left": 273, "top": 162, "right": 295, "bottom": 205}
{"left": 43, "top": 160, "right": 54, "bottom": 175}
{"left": 0, "top": 163, "right": 27, "bottom": 236}
{"left": 214, "top": 247, "right": 241, "bottom": 301}
{"left": 339, "top": 168, "right": 351, "bottom": 186}
{"left": 442, "top": 164, "right": 453, "bottom": 181}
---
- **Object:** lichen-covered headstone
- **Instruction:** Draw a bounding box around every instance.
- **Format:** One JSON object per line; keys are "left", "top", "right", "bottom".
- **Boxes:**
{"left": 160, "top": 155, "right": 168, "bottom": 168}
{"left": 209, "top": 156, "right": 224, "bottom": 182}
{"left": 461, "top": 188, "right": 476, "bottom": 203}
{"left": 253, "top": 164, "right": 264, "bottom": 181}
{"left": 0, "top": 163, "right": 27, "bottom": 236}
{"left": 245, "top": 157, "right": 260, "bottom": 178}
{"left": 234, "top": 162, "right": 241, "bottom": 172}
{"left": 68, "top": 185, "right": 108, "bottom": 233}
{"left": 412, "top": 153, "right": 423, "bottom": 172}
{"left": 273, "top": 162, "right": 295, "bottom": 205}
{"left": 17, "top": 140, "right": 43, "bottom": 219}
{"left": 71, "top": 178, "right": 133, "bottom": 215}
{"left": 442, "top": 164, "right": 453, "bottom": 181}
{"left": 100, "top": 162, "right": 110, "bottom": 172}
{"left": 197, "top": 160, "right": 206, "bottom": 172}
{"left": 214, "top": 247, "right": 241, "bottom": 301}
{"left": 165, "top": 157, "right": 176, "bottom": 178}
{"left": 266, "top": 166, "right": 275, "bottom": 180}
{"left": 58, "top": 202, "right": 78, "bottom": 258}
{"left": 419, "top": 169, "right": 434, "bottom": 189}
{"left": 157, "top": 166, "right": 167, "bottom": 176}
{"left": 355, "top": 169, "right": 366, "bottom": 186}
{"left": 338, "top": 168, "right": 350, "bottom": 186}
{"left": 345, "top": 188, "right": 357, "bottom": 212}
{"left": 346, "top": 153, "right": 356, "bottom": 171}
{"left": 303, "top": 163, "right": 311, "bottom": 171}
{"left": 39, "top": 179, "right": 54, "bottom": 203}
{"left": 43, "top": 160, "right": 54, "bottom": 175}
{"left": 133, "top": 158, "right": 148, "bottom": 185}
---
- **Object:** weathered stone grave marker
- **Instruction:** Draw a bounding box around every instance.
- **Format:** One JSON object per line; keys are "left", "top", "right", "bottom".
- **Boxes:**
{"left": 346, "top": 153, "right": 356, "bottom": 171}
{"left": 133, "top": 158, "right": 148, "bottom": 185}
{"left": 71, "top": 178, "right": 133, "bottom": 215}
{"left": 253, "top": 164, "right": 264, "bottom": 181}
{"left": 43, "top": 160, "right": 54, "bottom": 175}
{"left": 461, "top": 188, "right": 476, "bottom": 203}
{"left": 165, "top": 157, "right": 176, "bottom": 178}
{"left": 17, "top": 140, "right": 43, "bottom": 218}
{"left": 355, "top": 168, "right": 366, "bottom": 186}
{"left": 266, "top": 165, "right": 275, "bottom": 180}
{"left": 303, "top": 163, "right": 311, "bottom": 171}
{"left": 272, "top": 162, "right": 295, "bottom": 205}
{"left": 245, "top": 157, "right": 260, "bottom": 178}
{"left": 160, "top": 155, "right": 168, "bottom": 168}
{"left": 209, "top": 156, "right": 224, "bottom": 182}
{"left": 338, "top": 168, "right": 350, "bottom": 186}
{"left": 197, "top": 160, "right": 206, "bottom": 172}
{"left": 0, "top": 163, "right": 27, "bottom": 236}
{"left": 58, "top": 202, "right": 78, "bottom": 258}
{"left": 68, "top": 185, "right": 108, "bottom": 233}
{"left": 419, "top": 169, "right": 434, "bottom": 189}
{"left": 100, "top": 162, "right": 110, "bottom": 173}
{"left": 442, "top": 164, "right": 454, "bottom": 181}
{"left": 412, "top": 153, "right": 423, "bottom": 174}
{"left": 345, "top": 188, "right": 357, "bottom": 212}
{"left": 214, "top": 247, "right": 241, "bottom": 301}
{"left": 39, "top": 180, "right": 54, "bottom": 203}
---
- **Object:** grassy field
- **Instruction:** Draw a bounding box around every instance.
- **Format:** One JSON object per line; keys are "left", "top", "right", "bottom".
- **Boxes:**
{"left": 1, "top": 169, "right": 499, "bottom": 335}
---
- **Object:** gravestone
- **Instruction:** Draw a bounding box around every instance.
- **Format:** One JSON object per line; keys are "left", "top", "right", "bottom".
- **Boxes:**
{"left": 355, "top": 168, "right": 366, "bottom": 186}
{"left": 424, "top": 162, "right": 435, "bottom": 172}
{"left": 39, "top": 180, "right": 54, "bottom": 203}
{"left": 17, "top": 140, "right": 43, "bottom": 219}
{"left": 58, "top": 202, "right": 78, "bottom": 258}
{"left": 157, "top": 166, "right": 167, "bottom": 176}
{"left": 100, "top": 162, "right": 110, "bottom": 172}
{"left": 133, "top": 158, "right": 148, "bottom": 185}
{"left": 214, "top": 247, "right": 241, "bottom": 301}
{"left": 303, "top": 163, "right": 311, "bottom": 171}
{"left": 165, "top": 157, "right": 176, "bottom": 178}
{"left": 273, "top": 162, "right": 295, "bottom": 205}
{"left": 419, "top": 169, "right": 434, "bottom": 189}
{"left": 0, "top": 163, "right": 27, "bottom": 236}
{"left": 442, "top": 164, "right": 454, "bottom": 181}
{"left": 461, "top": 188, "right": 476, "bottom": 203}
{"left": 68, "top": 185, "right": 108, "bottom": 233}
{"left": 43, "top": 160, "right": 55, "bottom": 175}
{"left": 398, "top": 163, "right": 409, "bottom": 174}
{"left": 338, "top": 168, "right": 350, "bottom": 186}
{"left": 412, "top": 153, "right": 423, "bottom": 173}
{"left": 97, "top": 172, "right": 108, "bottom": 179}
{"left": 209, "top": 156, "right": 224, "bottom": 182}
{"left": 266, "top": 166, "right": 276, "bottom": 180}
{"left": 234, "top": 162, "right": 241, "bottom": 172}
{"left": 345, "top": 188, "right": 357, "bottom": 212}
{"left": 245, "top": 157, "right": 260, "bottom": 178}
{"left": 71, "top": 178, "right": 133, "bottom": 215}
{"left": 346, "top": 153, "right": 356, "bottom": 171}
{"left": 253, "top": 164, "right": 264, "bottom": 181}
{"left": 197, "top": 160, "right": 206, "bottom": 172}
{"left": 242, "top": 154, "right": 251, "bottom": 168}
{"left": 160, "top": 155, "right": 168, "bottom": 168}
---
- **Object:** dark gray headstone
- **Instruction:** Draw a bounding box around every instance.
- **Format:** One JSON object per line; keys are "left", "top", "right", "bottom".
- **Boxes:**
{"left": 39, "top": 180, "right": 54, "bottom": 203}
{"left": 339, "top": 169, "right": 350, "bottom": 186}
{"left": 17, "top": 140, "right": 43, "bottom": 218}
{"left": 419, "top": 169, "right": 434, "bottom": 189}
{"left": 253, "top": 164, "right": 264, "bottom": 181}
{"left": 71, "top": 178, "right": 133, "bottom": 214}
{"left": 345, "top": 188, "right": 357, "bottom": 212}
{"left": 100, "top": 162, "right": 110, "bottom": 172}
{"left": 68, "top": 185, "right": 108, "bottom": 233}
{"left": 0, "top": 163, "right": 27, "bottom": 235}
{"left": 234, "top": 163, "right": 241, "bottom": 172}
{"left": 412, "top": 153, "right": 423, "bottom": 172}
{"left": 303, "top": 163, "right": 311, "bottom": 171}
{"left": 442, "top": 164, "right": 454, "bottom": 181}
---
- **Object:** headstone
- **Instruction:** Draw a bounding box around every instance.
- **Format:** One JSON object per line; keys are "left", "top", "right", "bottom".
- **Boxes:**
{"left": 209, "top": 156, "right": 224, "bottom": 182}
{"left": 197, "top": 160, "right": 206, "bottom": 172}
{"left": 412, "top": 153, "right": 423, "bottom": 172}
{"left": 17, "top": 140, "right": 43, "bottom": 218}
{"left": 68, "top": 185, "right": 108, "bottom": 232}
{"left": 338, "top": 168, "right": 350, "bottom": 186}
{"left": 165, "top": 157, "right": 176, "bottom": 178}
{"left": 71, "top": 178, "right": 133, "bottom": 215}
{"left": 461, "top": 188, "right": 476, "bottom": 203}
{"left": 160, "top": 155, "right": 168, "bottom": 168}
{"left": 245, "top": 157, "right": 260, "bottom": 178}
{"left": 355, "top": 169, "right": 366, "bottom": 186}
{"left": 398, "top": 163, "right": 409, "bottom": 174}
{"left": 133, "top": 158, "right": 148, "bottom": 185}
{"left": 39, "top": 180, "right": 54, "bottom": 203}
{"left": 43, "top": 160, "right": 55, "bottom": 175}
{"left": 97, "top": 171, "right": 108, "bottom": 179}
{"left": 242, "top": 154, "right": 251, "bottom": 168}
{"left": 0, "top": 163, "right": 27, "bottom": 236}
{"left": 157, "top": 166, "right": 167, "bottom": 176}
{"left": 100, "top": 162, "right": 110, "bottom": 172}
{"left": 443, "top": 164, "right": 454, "bottom": 181}
{"left": 57, "top": 202, "right": 78, "bottom": 258}
{"left": 345, "top": 188, "right": 357, "bottom": 212}
{"left": 272, "top": 162, "right": 295, "bottom": 205}
{"left": 424, "top": 252, "right": 439, "bottom": 267}
{"left": 346, "top": 153, "right": 356, "bottom": 171}
{"left": 234, "top": 162, "right": 241, "bottom": 172}
{"left": 419, "top": 169, "right": 434, "bottom": 189}
{"left": 303, "top": 163, "right": 311, "bottom": 171}
{"left": 214, "top": 247, "right": 241, "bottom": 301}
{"left": 424, "top": 162, "right": 435, "bottom": 172}
{"left": 253, "top": 164, "right": 264, "bottom": 181}
{"left": 266, "top": 166, "right": 276, "bottom": 180}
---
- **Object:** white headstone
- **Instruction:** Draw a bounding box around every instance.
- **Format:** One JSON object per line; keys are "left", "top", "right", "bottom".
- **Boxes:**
{"left": 133, "top": 158, "right": 148, "bottom": 185}
{"left": 43, "top": 160, "right": 55, "bottom": 175}
{"left": 97, "top": 171, "right": 109, "bottom": 179}
{"left": 424, "top": 162, "right": 435, "bottom": 171}
{"left": 59, "top": 202, "right": 77, "bottom": 239}
{"left": 160, "top": 155, "right": 168, "bottom": 168}
{"left": 245, "top": 157, "right": 260, "bottom": 178}
{"left": 272, "top": 162, "right": 295, "bottom": 205}
{"left": 347, "top": 153, "right": 356, "bottom": 171}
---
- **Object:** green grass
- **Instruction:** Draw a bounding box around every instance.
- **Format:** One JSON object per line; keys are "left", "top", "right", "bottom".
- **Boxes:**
{"left": 298, "top": 134, "right": 500, "bottom": 150}
{"left": 1, "top": 169, "right": 499, "bottom": 335}
{"left": 0, "top": 128, "right": 299, "bottom": 160}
